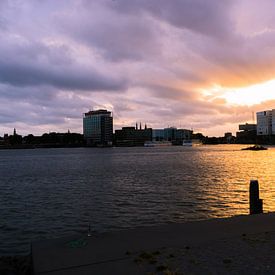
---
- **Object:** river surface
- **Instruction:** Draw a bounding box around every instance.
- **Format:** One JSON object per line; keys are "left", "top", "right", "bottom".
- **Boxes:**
{"left": 0, "top": 145, "right": 274, "bottom": 255}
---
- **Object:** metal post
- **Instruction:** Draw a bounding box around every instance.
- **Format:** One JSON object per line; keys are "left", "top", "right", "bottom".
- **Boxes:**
{"left": 88, "top": 223, "right": 91, "bottom": 237}
{"left": 249, "top": 180, "right": 263, "bottom": 214}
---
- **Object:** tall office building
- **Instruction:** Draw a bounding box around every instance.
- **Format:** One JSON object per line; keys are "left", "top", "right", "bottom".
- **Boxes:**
{"left": 83, "top": 109, "right": 113, "bottom": 146}
{"left": 256, "top": 110, "right": 272, "bottom": 135}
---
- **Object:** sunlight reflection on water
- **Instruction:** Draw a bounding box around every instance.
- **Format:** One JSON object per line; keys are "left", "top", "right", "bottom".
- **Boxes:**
{"left": 0, "top": 145, "right": 274, "bottom": 254}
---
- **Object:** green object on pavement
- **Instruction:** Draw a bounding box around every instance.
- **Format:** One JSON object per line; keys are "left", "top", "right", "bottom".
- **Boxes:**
{"left": 67, "top": 238, "right": 87, "bottom": 248}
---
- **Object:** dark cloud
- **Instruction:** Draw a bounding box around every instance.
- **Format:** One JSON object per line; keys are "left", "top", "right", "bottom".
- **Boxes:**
{"left": 147, "top": 84, "right": 197, "bottom": 101}
{"left": 0, "top": 88, "right": 97, "bottom": 127}
{"left": 0, "top": 0, "right": 275, "bottom": 135}
{"left": 0, "top": 59, "right": 126, "bottom": 91}
{"left": 0, "top": 40, "right": 127, "bottom": 91}
{"left": 108, "top": 0, "right": 235, "bottom": 39}
{"left": 57, "top": 3, "right": 161, "bottom": 62}
{"left": 0, "top": 84, "right": 56, "bottom": 104}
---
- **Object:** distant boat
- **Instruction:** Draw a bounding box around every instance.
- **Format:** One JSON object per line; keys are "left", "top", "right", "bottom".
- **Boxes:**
{"left": 182, "top": 139, "right": 202, "bottom": 146}
{"left": 241, "top": 145, "right": 268, "bottom": 151}
{"left": 144, "top": 141, "right": 172, "bottom": 147}
{"left": 182, "top": 140, "right": 192, "bottom": 146}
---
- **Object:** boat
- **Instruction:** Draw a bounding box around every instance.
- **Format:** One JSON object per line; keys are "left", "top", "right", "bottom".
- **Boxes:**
{"left": 182, "top": 140, "right": 192, "bottom": 146}
{"left": 182, "top": 139, "right": 202, "bottom": 146}
{"left": 241, "top": 145, "right": 268, "bottom": 151}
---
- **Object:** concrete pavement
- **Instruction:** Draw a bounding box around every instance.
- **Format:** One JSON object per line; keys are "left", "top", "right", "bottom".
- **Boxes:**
{"left": 32, "top": 212, "right": 275, "bottom": 274}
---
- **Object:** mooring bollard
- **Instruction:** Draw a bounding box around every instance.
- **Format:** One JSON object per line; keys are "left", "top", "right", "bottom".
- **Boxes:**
{"left": 249, "top": 180, "right": 263, "bottom": 214}
{"left": 87, "top": 223, "right": 91, "bottom": 237}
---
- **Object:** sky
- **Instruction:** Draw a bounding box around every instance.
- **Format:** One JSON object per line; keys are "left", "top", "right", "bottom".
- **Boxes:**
{"left": 1, "top": 0, "right": 275, "bottom": 136}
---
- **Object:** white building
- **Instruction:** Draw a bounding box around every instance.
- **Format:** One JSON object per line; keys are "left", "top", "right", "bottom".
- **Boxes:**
{"left": 256, "top": 110, "right": 272, "bottom": 135}
{"left": 272, "top": 109, "right": 275, "bottom": 135}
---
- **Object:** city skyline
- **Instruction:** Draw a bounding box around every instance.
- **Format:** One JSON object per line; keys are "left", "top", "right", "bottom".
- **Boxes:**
{"left": 1, "top": 1, "right": 275, "bottom": 136}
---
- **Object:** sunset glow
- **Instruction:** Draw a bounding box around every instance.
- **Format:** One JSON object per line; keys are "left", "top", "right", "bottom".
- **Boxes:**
{"left": 1, "top": 1, "right": 275, "bottom": 136}
{"left": 222, "top": 79, "right": 275, "bottom": 106}
{"left": 205, "top": 79, "right": 275, "bottom": 107}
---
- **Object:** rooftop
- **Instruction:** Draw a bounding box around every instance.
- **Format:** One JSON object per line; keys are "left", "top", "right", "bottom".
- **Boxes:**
{"left": 84, "top": 109, "right": 112, "bottom": 116}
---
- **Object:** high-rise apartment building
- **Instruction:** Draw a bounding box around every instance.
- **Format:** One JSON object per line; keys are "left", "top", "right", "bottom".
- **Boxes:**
{"left": 83, "top": 109, "right": 113, "bottom": 146}
{"left": 256, "top": 110, "right": 272, "bottom": 135}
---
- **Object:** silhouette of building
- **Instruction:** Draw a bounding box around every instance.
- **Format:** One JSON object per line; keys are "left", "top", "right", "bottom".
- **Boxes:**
{"left": 3, "top": 134, "right": 9, "bottom": 144}
{"left": 83, "top": 109, "right": 113, "bottom": 146}
{"left": 152, "top": 127, "right": 192, "bottom": 144}
{"left": 175, "top": 129, "right": 193, "bottom": 141}
{"left": 152, "top": 127, "right": 193, "bottom": 145}
{"left": 164, "top": 127, "right": 177, "bottom": 141}
{"left": 224, "top": 132, "right": 233, "bottom": 143}
{"left": 257, "top": 110, "right": 272, "bottom": 135}
{"left": 272, "top": 109, "right": 275, "bottom": 135}
{"left": 114, "top": 125, "right": 152, "bottom": 146}
{"left": 236, "top": 123, "right": 257, "bottom": 143}
{"left": 152, "top": 129, "right": 165, "bottom": 141}
{"left": 239, "top": 123, "right": 257, "bottom": 132}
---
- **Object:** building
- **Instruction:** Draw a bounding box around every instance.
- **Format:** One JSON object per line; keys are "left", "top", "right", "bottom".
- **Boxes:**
{"left": 239, "top": 123, "right": 257, "bottom": 132}
{"left": 152, "top": 127, "right": 192, "bottom": 144}
{"left": 224, "top": 132, "right": 233, "bottom": 143}
{"left": 114, "top": 125, "right": 152, "bottom": 146}
{"left": 152, "top": 129, "right": 165, "bottom": 141}
{"left": 257, "top": 110, "right": 272, "bottom": 136}
{"left": 83, "top": 109, "right": 113, "bottom": 146}
{"left": 164, "top": 127, "right": 192, "bottom": 143}
{"left": 176, "top": 129, "right": 193, "bottom": 141}
{"left": 273, "top": 109, "right": 275, "bottom": 135}
{"left": 236, "top": 123, "right": 257, "bottom": 143}
{"left": 164, "top": 127, "right": 177, "bottom": 141}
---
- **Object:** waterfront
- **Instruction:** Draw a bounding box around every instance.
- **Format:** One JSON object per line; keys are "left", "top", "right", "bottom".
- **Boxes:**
{"left": 0, "top": 145, "right": 274, "bottom": 255}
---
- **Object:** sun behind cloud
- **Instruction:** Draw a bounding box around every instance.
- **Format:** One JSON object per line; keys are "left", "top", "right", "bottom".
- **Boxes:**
{"left": 206, "top": 79, "right": 275, "bottom": 106}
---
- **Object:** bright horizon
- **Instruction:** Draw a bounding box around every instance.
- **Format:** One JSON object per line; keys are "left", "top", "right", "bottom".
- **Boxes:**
{"left": 1, "top": 1, "right": 275, "bottom": 137}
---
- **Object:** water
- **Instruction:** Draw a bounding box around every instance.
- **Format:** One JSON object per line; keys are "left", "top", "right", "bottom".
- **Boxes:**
{"left": 0, "top": 145, "right": 274, "bottom": 255}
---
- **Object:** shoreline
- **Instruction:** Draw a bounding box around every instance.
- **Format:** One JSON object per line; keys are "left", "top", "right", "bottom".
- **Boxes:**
{"left": 0, "top": 144, "right": 85, "bottom": 150}
{"left": 1, "top": 143, "right": 275, "bottom": 150}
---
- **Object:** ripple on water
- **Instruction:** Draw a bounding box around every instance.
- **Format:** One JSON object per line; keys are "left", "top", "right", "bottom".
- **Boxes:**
{"left": 0, "top": 145, "right": 274, "bottom": 255}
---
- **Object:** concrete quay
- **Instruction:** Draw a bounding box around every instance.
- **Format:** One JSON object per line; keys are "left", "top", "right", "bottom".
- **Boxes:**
{"left": 32, "top": 212, "right": 275, "bottom": 274}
